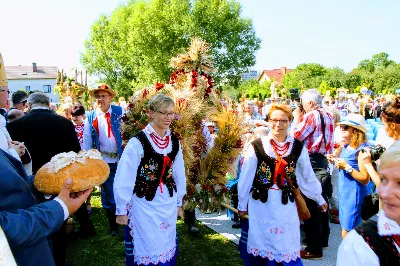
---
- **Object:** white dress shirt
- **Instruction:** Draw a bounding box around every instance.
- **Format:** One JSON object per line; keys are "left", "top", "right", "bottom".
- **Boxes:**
{"left": 83, "top": 106, "right": 118, "bottom": 163}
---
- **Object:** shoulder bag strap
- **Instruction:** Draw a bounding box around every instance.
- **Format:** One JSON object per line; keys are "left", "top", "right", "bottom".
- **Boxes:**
{"left": 317, "top": 109, "right": 327, "bottom": 150}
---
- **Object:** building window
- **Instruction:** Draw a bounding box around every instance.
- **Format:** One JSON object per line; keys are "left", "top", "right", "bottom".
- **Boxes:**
{"left": 25, "top": 86, "right": 30, "bottom": 92}
{"left": 43, "top": 85, "right": 51, "bottom": 93}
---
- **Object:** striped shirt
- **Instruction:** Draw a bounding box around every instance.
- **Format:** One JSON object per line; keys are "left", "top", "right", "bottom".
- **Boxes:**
{"left": 293, "top": 108, "right": 335, "bottom": 155}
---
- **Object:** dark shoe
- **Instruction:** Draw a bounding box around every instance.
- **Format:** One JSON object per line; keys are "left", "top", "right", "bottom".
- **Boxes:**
{"left": 184, "top": 209, "right": 199, "bottom": 236}
{"left": 300, "top": 250, "right": 323, "bottom": 260}
{"left": 105, "top": 209, "right": 118, "bottom": 236}
{"left": 322, "top": 245, "right": 329, "bottom": 250}
{"left": 232, "top": 221, "right": 241, "bottom": 229}
{"left": 330, "top": 217, "right": 340, "bottom": 224}
{"left": 77, "top": 220, "right": 96, "bottom": 238}
{"left": 188, "top": 225, "right": 200, "bottom": 236}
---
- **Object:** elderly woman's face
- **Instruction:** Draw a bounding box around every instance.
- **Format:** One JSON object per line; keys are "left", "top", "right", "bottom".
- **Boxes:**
{"left": 378, "top": 161, "right": 400, "bottom": 223}
{"left": 245, "top": 104, "right": 254, "bottom": 115}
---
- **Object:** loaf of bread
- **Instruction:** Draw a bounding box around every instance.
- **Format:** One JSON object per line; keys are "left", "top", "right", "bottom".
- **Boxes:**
{"left": 34, "top": 149, "right": 110, "bottom": 194}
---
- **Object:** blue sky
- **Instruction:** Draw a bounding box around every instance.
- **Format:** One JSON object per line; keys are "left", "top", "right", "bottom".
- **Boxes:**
{"left": 0, "top": 0, "right": 399, "bottom": 74}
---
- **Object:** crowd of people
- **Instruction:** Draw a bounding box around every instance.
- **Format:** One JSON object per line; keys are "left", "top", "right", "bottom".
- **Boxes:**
{"left": 1, "top": 51, "right": 400, "bottom": 266}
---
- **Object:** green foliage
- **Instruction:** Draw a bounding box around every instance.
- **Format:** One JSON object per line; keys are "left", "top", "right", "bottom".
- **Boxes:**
{"left": 357, "top": 52, "right": 396, "bottom": 72}
{"left": 235, "top": 79, "right": 271, "bottom": 100}
{"left": 282, "top": 52, "right": 400, "bottom": 95}
{"left": 81, "top": 0, "right": 261, "bottom": 97}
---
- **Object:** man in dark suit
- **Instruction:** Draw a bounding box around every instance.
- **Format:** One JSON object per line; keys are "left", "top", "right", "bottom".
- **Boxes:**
{"left": 7, "top": 92, "right": 81, "bottom": 174}
{"left": 0, "top": 148, "right": 92, "bottom": 266}
{"left": 7, "top": 92, "right": 95, "bottom": 265}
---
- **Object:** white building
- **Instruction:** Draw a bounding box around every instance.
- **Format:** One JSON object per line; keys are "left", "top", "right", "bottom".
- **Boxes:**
{"left": 6, "top": 63, "right": 59, "bottom": 103}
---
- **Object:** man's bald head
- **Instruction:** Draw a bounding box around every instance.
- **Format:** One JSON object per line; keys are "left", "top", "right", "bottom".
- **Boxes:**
{"left": 7, "top": 108, "right": 24, "bottom": 122}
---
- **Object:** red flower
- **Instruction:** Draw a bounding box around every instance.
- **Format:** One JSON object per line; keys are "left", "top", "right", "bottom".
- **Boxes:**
{"left": 155, "top": 82, "right": 165, "bottom": 91}
{"left": 142, "top": 89, "right": 149, "bottom": 98}
{"left": 121, "top": 115, "right": 129, "bottom": 122}
{"left": 128, "top": 103, "right": 135, "bottom": 109}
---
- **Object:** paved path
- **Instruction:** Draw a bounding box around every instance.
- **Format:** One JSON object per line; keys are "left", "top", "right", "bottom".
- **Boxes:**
{"left": 197, "top": 211, "right": 342, "bottom": 266}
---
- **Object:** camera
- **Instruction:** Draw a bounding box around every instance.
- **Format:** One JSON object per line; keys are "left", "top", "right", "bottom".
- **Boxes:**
{"left": 362, "top": 145, "right": 386, "bottom": 169}
{"left": 289, "top": 88, "right": 300, "bottom": 101}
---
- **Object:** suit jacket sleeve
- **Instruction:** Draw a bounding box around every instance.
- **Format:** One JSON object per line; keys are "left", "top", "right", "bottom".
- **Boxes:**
{"left": 0, "top": 200, "right": 64, "bottom": 249}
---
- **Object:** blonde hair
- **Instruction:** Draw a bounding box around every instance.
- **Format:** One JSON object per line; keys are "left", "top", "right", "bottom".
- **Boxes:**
{"left": 349, "top": 127, "right": 367, "bottom": 148}
{"left": 379, "top": 140, "right": 400, "bottom": 170}
{"left": 267, "top": 103, "right": 293, "bottom": 121}
{"left": 148, "top": 94, "right": 174, "bottom": 112}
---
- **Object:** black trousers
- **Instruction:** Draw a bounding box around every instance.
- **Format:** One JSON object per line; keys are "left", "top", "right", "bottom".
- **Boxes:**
{"left": 230, "top": 183, "right": 239, "bottom": 222}
{"left": 303, "top": 168, "right": 331, "bottom": 254}
{"left": 51, "top": 204, "right": 90, "bottom": 266}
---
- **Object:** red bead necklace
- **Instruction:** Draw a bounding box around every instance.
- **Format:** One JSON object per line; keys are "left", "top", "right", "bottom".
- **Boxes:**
{"left": 270, "top": 139, "right": 290, "bottom": 156}
{"left": 150, "top": 132, "right": 170, "bottom": 149}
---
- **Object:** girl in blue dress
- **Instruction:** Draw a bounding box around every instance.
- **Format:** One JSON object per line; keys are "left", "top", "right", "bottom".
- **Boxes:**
{"left": 328, "top": 114, "right": 370, "bottom": 239}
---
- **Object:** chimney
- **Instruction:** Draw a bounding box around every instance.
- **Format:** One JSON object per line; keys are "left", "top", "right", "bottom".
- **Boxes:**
{"left": 32, "top": 62, "right": 37, "bottom": 72}
{"left": 280, "top": 66, "right": 287, "bottom": 75}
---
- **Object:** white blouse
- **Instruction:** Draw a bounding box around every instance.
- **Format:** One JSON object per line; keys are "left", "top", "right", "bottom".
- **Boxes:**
{"left": 114, "top": 124, "right": 186, "bottom": 215}
{"left": 337, "top": 210, "right": 400, "bottom": 266}
{"left": 238, "top": 134, "right": 326, "bottom": 212}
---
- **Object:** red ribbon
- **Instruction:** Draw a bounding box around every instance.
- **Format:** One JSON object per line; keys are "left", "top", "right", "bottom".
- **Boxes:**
{"left": 104, "top": 112, "right": 112, "bottom": 138}
{"left": 273, "top": 157, "right": 288, "bottom": 187}
{"left": 92, "top": 118, "right": 99, "bottom": 135}
{"left": 270, "top": 139, "right": 288, "bottom": 187}
{"left": 159, "top": 155, "right": 172, "bottom": 193}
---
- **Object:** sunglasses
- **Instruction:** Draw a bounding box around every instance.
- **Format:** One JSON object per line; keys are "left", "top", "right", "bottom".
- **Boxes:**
{"left": 340, "top": 125, "right": 350, "bottom": 131}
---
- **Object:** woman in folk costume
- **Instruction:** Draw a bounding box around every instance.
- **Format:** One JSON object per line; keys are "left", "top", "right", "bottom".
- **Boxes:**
{"left": 238, "top": 104, "right": 327, "bottom": 266}
{"left": 114, "top": 94, "right": 186, "bottom": 266}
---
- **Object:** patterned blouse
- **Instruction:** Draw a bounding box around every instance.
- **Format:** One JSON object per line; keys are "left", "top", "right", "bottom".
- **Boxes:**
{"left": 74, "top": 123, "right": 85, "bottom": 148}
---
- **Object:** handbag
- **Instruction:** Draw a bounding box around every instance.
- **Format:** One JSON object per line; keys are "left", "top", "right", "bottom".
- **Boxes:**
{"left": 271, "top": 145, "right": 311, "bottom": 221}
{"left": 361, "top": 185, "right": 379, "bottom": 220}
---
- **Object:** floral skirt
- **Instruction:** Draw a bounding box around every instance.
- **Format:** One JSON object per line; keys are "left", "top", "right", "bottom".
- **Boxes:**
{"left": 124, "top": 226, "right": 178, "bottom": 266}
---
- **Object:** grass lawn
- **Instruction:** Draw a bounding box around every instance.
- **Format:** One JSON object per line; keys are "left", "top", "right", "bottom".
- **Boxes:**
{"left": 66, "top": 192, "right": 243, "bottom": 266}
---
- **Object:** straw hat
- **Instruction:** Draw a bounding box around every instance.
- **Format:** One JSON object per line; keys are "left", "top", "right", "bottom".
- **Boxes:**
{"left": 89, "top": 83, "right": 117, "bottom": 98}
{"left": 337, "top": 113, "right": 367, "bottom": 133}
{"left": 0, "top": 53, "right": 8, "bottom": 87}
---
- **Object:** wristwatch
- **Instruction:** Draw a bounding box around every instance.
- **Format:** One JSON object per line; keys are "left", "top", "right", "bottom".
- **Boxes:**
{"left": 345, "top": 166, "right": 354, "bottom": 174}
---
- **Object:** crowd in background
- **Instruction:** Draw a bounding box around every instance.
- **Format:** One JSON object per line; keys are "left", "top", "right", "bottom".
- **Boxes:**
{"left": 2, "top": 82, "right": 400, "bottom": 266}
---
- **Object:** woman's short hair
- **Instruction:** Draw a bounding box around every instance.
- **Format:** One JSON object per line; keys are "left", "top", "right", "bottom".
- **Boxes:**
{"left": 148, "top": 94, "right": 174, "bottom": 112}
{"left": 267, "top": 103, "right": 293, "bottom": 121}
{"left": 381, "top": 96, "right": 400, "bottom": 124}
{"left": 71, "top": 105, "right": 85, "bottom": 117}
{"left": 350, "top": 127, "right": 367, "bottom": 148}
{"left": 379, "top": 140, "right": 400, "bottom": 170}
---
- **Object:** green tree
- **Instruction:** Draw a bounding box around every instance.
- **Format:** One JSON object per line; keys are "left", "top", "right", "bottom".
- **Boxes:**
{"left": 81, "top": 0, "right": 261, "bottom": 98}
{"left": 282, "top": 63, "right": 326, "bottom": 89}
{"left": 357, "top": 52, "right": 396, "bottom": 72}
{"left": 235, "top": 79, "right": 271, "bottom": 100}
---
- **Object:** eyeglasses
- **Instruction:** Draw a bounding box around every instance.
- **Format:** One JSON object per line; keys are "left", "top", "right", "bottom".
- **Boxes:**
{"left": 0, "top": 89, "right": 10, "bottom": 95}
{"left": 157, "top": 111, "right": 175, "bottom": 118}
{"left": 269, "top": 119, "right": 289, "bottom": 124}
{"left": 21, "top": 99, "right": 27, "bottom": 104}
{"left": 95, "top": 94, "right": 110, "bottom": 99}
{"left": 340, "top": 125, "right": 350, "bottom": 130}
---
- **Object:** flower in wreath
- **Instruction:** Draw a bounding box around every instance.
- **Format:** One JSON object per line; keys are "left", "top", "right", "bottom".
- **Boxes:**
{"left": 288, "top": 166, "right": 294, "bottom": 173}
{"left": 155, "top": 82, "right": 165, "bottom": 91}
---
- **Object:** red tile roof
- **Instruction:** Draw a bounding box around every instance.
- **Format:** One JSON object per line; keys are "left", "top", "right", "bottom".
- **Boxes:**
{"left": 6, "top": 66, "right": 57, "bottom": 80}
{"left": 258, "top": 67, "right": 293, "bottom": 83}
